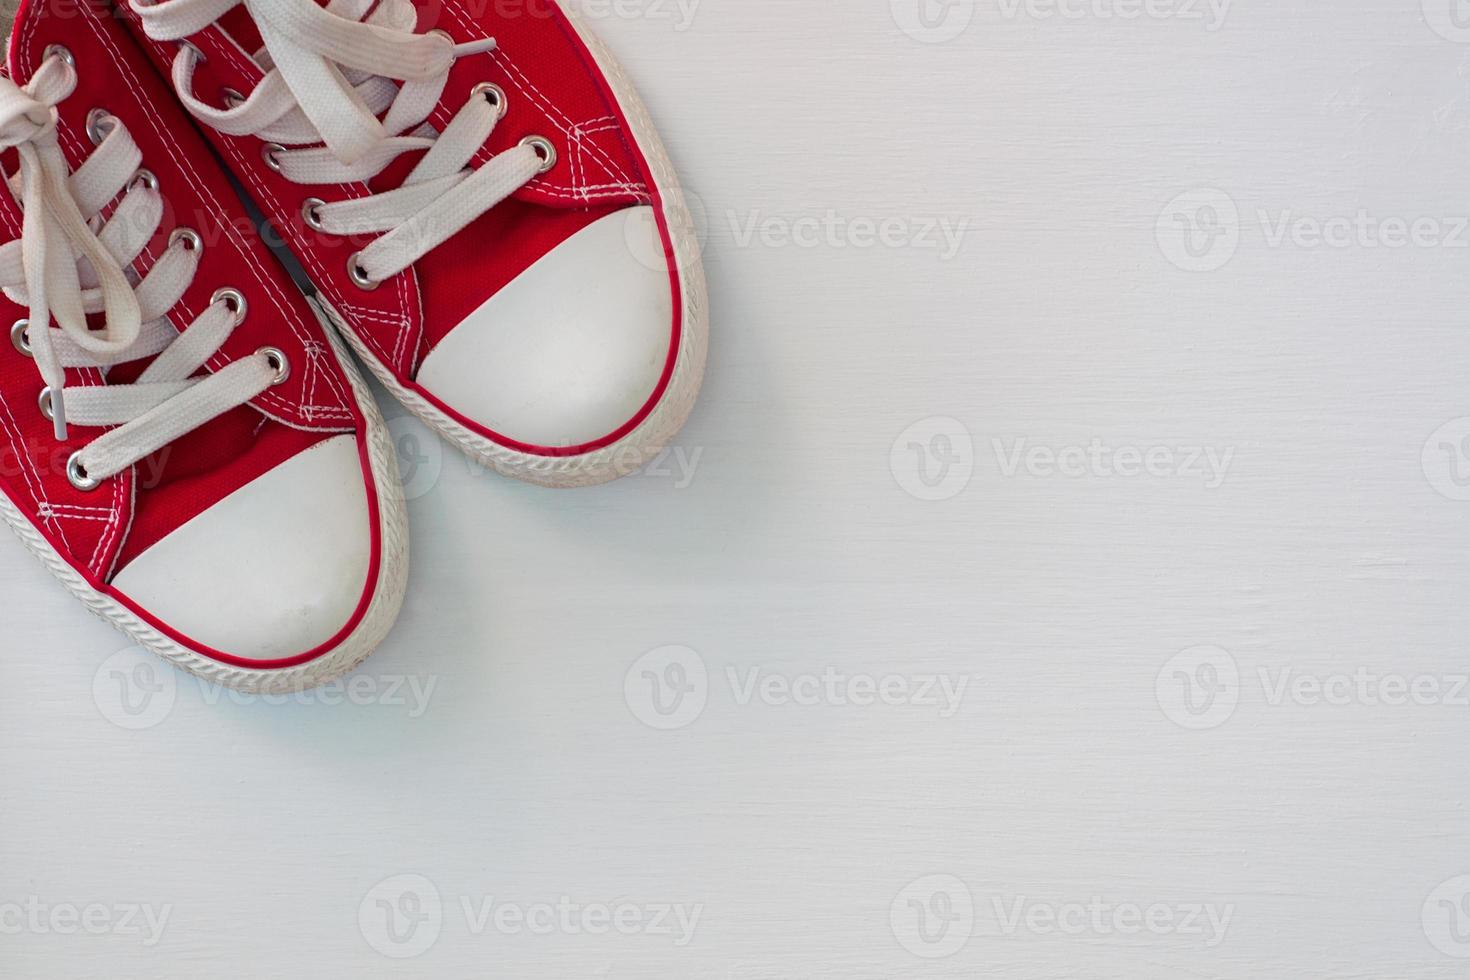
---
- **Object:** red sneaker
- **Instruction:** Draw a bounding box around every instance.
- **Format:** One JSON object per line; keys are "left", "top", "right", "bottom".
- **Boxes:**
{"left": 0, "top": 1, "right": 408, "bottom": 691}
{"left": 124, "top": 0, "right": 708, "bottom": 487}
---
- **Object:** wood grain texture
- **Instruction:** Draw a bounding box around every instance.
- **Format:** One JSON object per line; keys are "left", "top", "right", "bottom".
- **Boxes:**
{"left": 3, "top": 1, "right": 1470, "bottom": 976}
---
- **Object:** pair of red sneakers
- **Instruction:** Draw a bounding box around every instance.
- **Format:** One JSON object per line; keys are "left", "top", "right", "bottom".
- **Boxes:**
{"left": 0, "top": 0, "right": 706, "bottom": 690}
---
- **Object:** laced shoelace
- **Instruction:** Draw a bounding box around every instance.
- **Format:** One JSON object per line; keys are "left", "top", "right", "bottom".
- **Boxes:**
{"left": 132, "top": 0, "right": 555, "bottom": 290}
{"left": 0, "top": 48, "right": 287, "bottom": 491}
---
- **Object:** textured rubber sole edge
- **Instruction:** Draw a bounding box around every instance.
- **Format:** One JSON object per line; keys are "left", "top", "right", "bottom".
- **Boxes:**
{"left": 321, "top": 7, "right": 709, "bottom": 490}
{"left": 0, "top": 322, "right": 410, "bottom": 694}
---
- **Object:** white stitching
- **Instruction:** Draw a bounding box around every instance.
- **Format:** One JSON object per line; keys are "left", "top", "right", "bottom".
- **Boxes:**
{"left": 70, "top": 16, "right": 356, "bottom": 422}
{"left": 199, "top": 29, "right": 422, "bottom": 377}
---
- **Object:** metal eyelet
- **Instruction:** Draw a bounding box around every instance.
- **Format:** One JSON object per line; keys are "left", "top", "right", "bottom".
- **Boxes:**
{"left": 301, "top": 197, "right": 327, "bottom": 232}
{"left": 347, "top": 253, "right": 379, "bottom": 290}
{"left": 519, "top": 135, "right": 557, "bottom": 174}
{"left": 212, "top": 287, "right": 247, "bottom": 324}
{"left": 471, "top": 81, "right": 508, "bottom": 120}
{"left": 257, "top": 347, "right": 290, "bottom": 385}
{"left": 42, "top": 44, "right": 74, "bottom": 68}
{"left": 261, "top": 142, "right": 285, "bottom": 172}
{"left": 128, "top": 168, "right": 159, "bottom": 192}
{"left": 11, "top": 319, "right": 31, "bottom": 357}
{"left": 37, "top": 386, "right": 54, "bottom": 421}
{"left": 85, "top": 108, "right": 116, "bottom": 146}
{"left": 428, "top": 27, "right": 455, "bottom": 44}
{"left": 177, "top": 39, "right": 207, "bottom": 64}
{"left": 221, "top": 86, "right": 244, "bottom": 108}
{"left": 168, "top": 227, "right": 203, "bottom": 253}
{"left": 67, "top": 451, "right": 101, "bottom": 492}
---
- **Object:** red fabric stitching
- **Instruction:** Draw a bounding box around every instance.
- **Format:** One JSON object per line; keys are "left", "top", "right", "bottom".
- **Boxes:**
{"left": 78, "top": 15, "right": 356, "bottom": 423}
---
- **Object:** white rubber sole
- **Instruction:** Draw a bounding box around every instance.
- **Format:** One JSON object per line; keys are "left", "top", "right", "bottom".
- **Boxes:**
{"left": 0, "top": 323, "right": 410, "bottom": 694}
{"left": 320, "top": 6, "right": 709, "bottom": 490}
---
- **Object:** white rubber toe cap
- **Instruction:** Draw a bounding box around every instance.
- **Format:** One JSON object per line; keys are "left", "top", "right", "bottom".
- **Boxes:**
{"left": 416, "top": 206, "right": 674, "bottom": 449}
{"left": 110, "top": 435, "right": 373, "bottom": 663}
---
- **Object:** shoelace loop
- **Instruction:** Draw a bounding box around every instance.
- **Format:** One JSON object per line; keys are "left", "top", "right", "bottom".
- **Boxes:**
{"left": 135, "top": 0, "right": 549, "bottom": 288}
{"left": 0, "top": 55, "right": 143, "bottom": 439}
{"left": 0, "top": 49, "right": 285, "bottom": 490}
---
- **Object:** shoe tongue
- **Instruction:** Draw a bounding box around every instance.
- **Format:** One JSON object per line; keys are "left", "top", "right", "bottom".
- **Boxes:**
{"left": 218, "top": 6, "right": 265, "bottom": 58}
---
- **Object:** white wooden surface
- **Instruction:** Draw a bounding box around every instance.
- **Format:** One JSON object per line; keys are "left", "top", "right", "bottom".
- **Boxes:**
{"left": 5, "top": 1, "right": 1470, "bottom": 976}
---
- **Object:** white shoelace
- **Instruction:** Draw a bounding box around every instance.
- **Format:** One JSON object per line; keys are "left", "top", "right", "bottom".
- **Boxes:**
{"left": 132, "top": 0, "right": 551, "bottom": 288}
{"left": 0, "top": 49, "right": 282, "bottom": 490}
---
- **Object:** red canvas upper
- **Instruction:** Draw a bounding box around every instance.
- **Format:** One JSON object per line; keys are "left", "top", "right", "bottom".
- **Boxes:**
{"left": 115, "top": 0, "right": 684, "bottom": 456}
{"left": 1, "top": 0, "right": 361, "bottom": 579}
